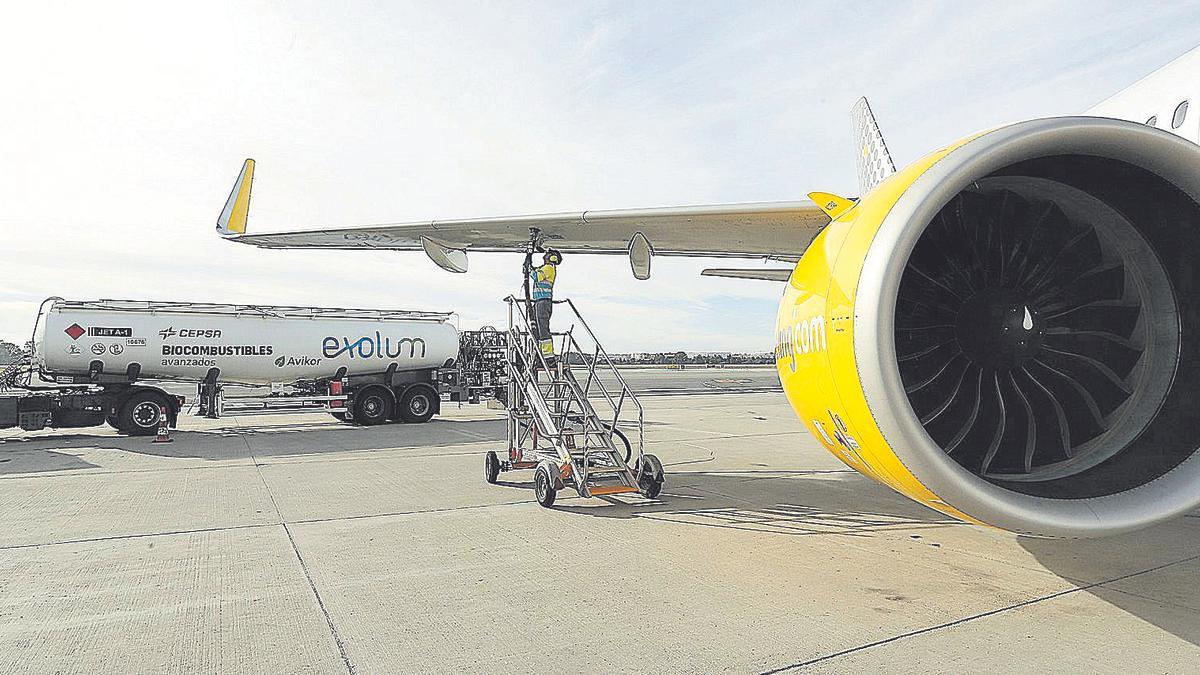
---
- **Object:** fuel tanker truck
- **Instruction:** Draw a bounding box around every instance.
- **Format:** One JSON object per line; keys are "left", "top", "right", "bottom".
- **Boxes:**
{"left": 1, "top": 298, "right": 504, "bottom": 436}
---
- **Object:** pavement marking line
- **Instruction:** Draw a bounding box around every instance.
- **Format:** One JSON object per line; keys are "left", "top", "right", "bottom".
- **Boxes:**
{"left": 288, "top": 497, "right": 533, "bottom": 527}
{"left": 241, "top": 433, "right": 358, "bottom": 675}
{"left": 442, "top": 426, "right": 494, "bottom": 440}
{"left": 251, "top": 443, "right": 494, "bottom": 468}
{"left": 0, "top": 522, "right": 277, "bottom": 551}
{"left": 0, "top": 496, "right": 538, "bottom": 551}
{"left": 636, "top": 387, "right": 781, "bottom": 397}
{"left": 0, "top": 461, "right": 259, "bottom": 481}
{"left": 0, "top": 481, "right": 537, "bottom": 551}
{"left": 1097, "top": 584, "right": 1200, "bottom": 613}
{"left": 0, "top": 441, "right": 497, "bottom": 481}
{"left": 655, "top": 429, "right": 810, "bottom": 443}
{"left": 760, "top": 552, "right": 1200, "bottom": 673}
{"left": 667, "top": 469, "right": 858, "bottom": 493}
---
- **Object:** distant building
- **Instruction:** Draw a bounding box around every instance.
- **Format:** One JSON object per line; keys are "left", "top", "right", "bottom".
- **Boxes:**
{"left": 608, "top": 350, "right": 773, "bottom": 365}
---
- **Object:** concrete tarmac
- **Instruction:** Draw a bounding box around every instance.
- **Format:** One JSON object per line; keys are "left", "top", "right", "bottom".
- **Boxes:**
{"left": 1, "top": 388, "right": 1197, "bottom": 673}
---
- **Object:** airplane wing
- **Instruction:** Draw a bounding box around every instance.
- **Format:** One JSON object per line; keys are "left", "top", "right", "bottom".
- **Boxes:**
{"left": 217, "top": 160, "right": 832, "bottom": 279}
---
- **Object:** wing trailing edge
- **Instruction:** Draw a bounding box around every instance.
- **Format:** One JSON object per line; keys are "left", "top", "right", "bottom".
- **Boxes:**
{"left": 700, "top": 268, "right": 793, "bottom": 282}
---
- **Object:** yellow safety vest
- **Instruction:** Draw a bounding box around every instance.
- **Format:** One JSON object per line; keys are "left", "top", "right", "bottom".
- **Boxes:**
{"left": 530, "top": 264, "right": 556, "bottom": 300}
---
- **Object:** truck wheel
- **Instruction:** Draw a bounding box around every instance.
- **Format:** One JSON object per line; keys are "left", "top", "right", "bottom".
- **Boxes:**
{"left": 353, "top": 387, "right": 393, "bottom": 426}
{"left": 119, "top": 391, "right": 167, "bottom": 437}
{"left": 398, "top": 387, "right": 436, "bottom": 423}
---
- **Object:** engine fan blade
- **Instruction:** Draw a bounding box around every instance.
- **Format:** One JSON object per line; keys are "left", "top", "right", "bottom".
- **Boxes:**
{"left": 1034, "top": 261, "right": 1126, "bottom": 312}
{"left": 1024, "top": 229, "right": 1103, "bottom": 297}
{"left": 905, "top": 352, "right": 970, "bottom": 394}
{"left": 1028, "top": 358, "right": 1107, "bottom": 445}
{"left": 943, "top": 367, "right": 986, "bottom": 456}
{"left": 1003, "top": 200, "right": 1052, "bottom": 285}
{"left": 979, "top": 372, "right": 1009, "bottom": 474}
{"left": 919, "top": 358, "right": 974, "bottom": 425}
{"left": 898, "top": 339, "right": 958, "bottom": 363}
{"left": 1042, "top": 329, "right": 1143, "bottom": 379}
{"left": 1043, "top": 300, "right": 1141, "bottom": 338}
{"left": 1039, "top": 346, "right": 1134, "bottom": 414}
{"left": 1019, "top": 366, "right": 1073, "bottom": 460}
{"left": 1006, "top": 371, "right": 1038, "bottom": 474}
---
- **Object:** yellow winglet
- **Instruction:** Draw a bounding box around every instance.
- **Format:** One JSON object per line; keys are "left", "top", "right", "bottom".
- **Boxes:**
{"left": 808, "top": 191, "right": 856, "bottom": 220}
{"left": 217, "top": 158, "right": 255, "bottom": 236}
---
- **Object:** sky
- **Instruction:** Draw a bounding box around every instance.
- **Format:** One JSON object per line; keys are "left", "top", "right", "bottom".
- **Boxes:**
{"left": 3, "top": 1, "right": 1200, "bottom": 352}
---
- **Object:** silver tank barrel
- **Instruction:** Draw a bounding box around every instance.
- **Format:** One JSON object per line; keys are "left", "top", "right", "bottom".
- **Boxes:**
{"left": 37, "top": 299, "right": 460, "bottom": 385}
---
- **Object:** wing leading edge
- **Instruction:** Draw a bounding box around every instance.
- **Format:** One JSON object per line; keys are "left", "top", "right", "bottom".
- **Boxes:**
{"left": 219, "top": 161, "right": 830, "bottom": 278}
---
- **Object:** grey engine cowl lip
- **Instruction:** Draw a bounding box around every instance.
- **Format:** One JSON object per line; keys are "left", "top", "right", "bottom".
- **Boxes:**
{"left": 854, "top": 116, "right": 1200, "bottom": 538}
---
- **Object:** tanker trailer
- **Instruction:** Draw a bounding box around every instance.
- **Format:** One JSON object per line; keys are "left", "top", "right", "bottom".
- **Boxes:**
{"left": 6, "top": 298, "right": 461, "bottom": 435}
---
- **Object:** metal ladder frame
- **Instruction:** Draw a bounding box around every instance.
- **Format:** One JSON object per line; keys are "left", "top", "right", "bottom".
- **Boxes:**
{"left": 501, "top": 295, "right": 650, "bottom": 498}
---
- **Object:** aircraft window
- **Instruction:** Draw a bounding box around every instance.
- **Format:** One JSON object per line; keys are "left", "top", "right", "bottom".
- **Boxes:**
{"left": 1171, "top": 100, "right": 1188, "bottom": 129}
{"left": 1146, "top": 116, "right": 1158, "bottom": 127}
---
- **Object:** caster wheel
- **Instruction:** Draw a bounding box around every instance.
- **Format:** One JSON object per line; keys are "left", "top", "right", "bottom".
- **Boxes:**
{"left": 485, "top": 450, "right": 501, "bottom": 484}
{"left": 534, "top": 464, "right": 558, "bottom": 508}
{"left": 638, "top": 453, "right": 665, "bottom": 499}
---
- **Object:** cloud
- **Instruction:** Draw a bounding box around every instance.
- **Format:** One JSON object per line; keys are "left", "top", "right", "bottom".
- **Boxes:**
{"left": 2, "top": 1, "right": 1198, "bottom": 351}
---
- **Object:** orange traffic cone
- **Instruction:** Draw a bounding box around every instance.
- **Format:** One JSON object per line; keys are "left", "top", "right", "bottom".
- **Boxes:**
{"left": 152, "top": 405, "right": 173, "bottom": 444}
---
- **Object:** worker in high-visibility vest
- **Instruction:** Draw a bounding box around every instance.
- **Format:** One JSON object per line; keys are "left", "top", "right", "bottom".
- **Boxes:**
{"left": 528, "top": 248, "right": 562, "bottom": 363}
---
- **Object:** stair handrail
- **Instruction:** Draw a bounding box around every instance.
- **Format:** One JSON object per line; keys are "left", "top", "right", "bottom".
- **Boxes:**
{"left": 503, "top": 295, "right": 646, "bottom": 473}
{"left": 557, "top": 298, "right": 645, "bottom": 466}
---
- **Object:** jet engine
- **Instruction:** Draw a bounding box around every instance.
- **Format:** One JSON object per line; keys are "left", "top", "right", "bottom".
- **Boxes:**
{"left": 778, "top": 117, "right": 1200, "bottom": 537}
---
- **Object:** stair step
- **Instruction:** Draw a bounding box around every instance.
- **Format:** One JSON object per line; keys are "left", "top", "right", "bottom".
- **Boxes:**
{"left": 584, "top": 466, "right": 628, "bottom": 474}
{"left": 569, "top": 451, "right": 622, "bottom": 459}
{"left": 588, "top": 485, "right": 640, "bottom": 496}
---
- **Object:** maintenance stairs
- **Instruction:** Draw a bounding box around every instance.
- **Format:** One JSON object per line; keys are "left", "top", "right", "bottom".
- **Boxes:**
{"left": 483, "top": 296, "right": 663, "bottom": 507}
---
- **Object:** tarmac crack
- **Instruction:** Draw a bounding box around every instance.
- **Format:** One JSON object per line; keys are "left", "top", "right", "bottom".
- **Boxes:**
{"left": 760, "top": 552, "right": 1200, "bottom": 673}
{"left": 241, "top": 433, "right": 358, "bottom": 675}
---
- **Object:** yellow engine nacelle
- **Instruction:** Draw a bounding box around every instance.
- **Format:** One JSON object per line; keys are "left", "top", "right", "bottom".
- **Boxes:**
{"left": 777, "top": 117, "right": 1200, "bottom": 537}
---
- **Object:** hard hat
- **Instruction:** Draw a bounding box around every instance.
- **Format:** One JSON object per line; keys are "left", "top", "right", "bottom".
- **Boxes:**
{"left": 544, "top": 249, "right": 563, "bottom": 265}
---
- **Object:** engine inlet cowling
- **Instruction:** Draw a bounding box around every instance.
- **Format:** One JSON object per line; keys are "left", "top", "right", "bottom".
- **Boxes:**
{"left": 857, "top": 117, "right": 1200, "bottom": 537}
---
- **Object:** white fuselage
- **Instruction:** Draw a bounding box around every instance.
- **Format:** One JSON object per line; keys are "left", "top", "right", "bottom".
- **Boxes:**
{"left": 1088, "top": 46, "right": 1200, "bottom": 143}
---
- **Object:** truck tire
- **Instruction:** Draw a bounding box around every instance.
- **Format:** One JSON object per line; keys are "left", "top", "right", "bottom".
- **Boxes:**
{"left": 119, "top": 391, "right": 167, "bottom": 437}
{"left": 105, "top": 415, "right": 121, "bottom": 430}
{"left": 398, "top": 386, "right": 436, "bottom": 423}
{"left": 353, "top": 386, "right": 393, "bottom": 426}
